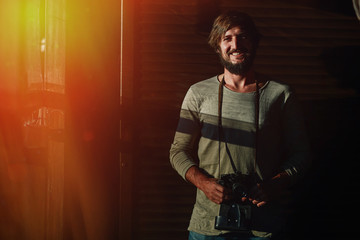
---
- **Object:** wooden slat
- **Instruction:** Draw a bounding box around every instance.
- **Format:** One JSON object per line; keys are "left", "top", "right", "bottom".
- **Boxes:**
{"left": 44, "top": 1, "right": 65, "bottom": 239}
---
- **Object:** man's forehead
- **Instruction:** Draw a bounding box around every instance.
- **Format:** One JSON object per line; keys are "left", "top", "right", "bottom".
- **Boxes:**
{"left": 223, "top": 26, "right": 247, "bottom": 36}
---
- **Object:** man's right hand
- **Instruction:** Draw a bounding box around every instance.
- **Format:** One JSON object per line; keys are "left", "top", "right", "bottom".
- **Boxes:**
{"left": 185, "top": 166, "right": 230, "bottom": 204}
{"left": 198, "top": 177, "right": 230, "bottom": 204}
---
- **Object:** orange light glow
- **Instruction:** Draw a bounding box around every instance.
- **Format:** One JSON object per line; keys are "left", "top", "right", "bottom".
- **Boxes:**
{"left": 1, "top": 0, "right": 122, "bottom": 239}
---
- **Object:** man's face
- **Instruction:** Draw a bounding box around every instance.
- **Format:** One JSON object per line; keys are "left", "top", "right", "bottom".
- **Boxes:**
{"left": 217, "top": 26, "right": 256, "bottom": 75}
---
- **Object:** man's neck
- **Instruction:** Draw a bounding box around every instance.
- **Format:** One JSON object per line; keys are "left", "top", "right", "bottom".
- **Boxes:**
{"left": 221, "top": 68, "right": 258, "bottom": 93}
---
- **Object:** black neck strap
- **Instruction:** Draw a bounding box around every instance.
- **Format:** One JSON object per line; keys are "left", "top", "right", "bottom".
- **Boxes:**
{"left": 218, "top": 76, "right": 260, "bottom": 177}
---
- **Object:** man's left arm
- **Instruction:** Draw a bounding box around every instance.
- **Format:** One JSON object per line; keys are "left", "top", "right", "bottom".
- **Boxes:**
{"left": 249, "top": 91, "right": 311, "bottom": 207}
{"left": 279, "top": 91, "right": 311, "bottom": 179}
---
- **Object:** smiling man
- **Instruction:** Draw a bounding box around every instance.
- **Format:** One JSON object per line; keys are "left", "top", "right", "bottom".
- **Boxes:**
{"left": 170, "top": 11, "right": 311, "bottom": 240}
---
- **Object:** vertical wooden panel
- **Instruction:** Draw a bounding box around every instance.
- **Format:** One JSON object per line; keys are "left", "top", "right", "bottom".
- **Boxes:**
{"left": 43, "top": 1, "right": 66, "bottom": 239}
{"left": 119, "top": 0, "right": 135, "bottom": 239}
{"left": 45, "top": 0, "right": 66, "bottom": 93}
{"left": 22, "top": 0, "right": 66, "bottom": 239}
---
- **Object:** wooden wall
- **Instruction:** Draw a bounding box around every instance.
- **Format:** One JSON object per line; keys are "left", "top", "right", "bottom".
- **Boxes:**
{"left": 130, "top": 0, "right": 360, "bottom": 239}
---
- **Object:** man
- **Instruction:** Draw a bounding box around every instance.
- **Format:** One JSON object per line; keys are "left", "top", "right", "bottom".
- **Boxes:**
{"left": 170, "top": 11, "right": 310, "bottom": 240}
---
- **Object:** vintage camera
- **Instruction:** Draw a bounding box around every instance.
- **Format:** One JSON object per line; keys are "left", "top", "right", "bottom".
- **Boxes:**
{"left": 215, "top": 172, "right": 256, "bottom": 231}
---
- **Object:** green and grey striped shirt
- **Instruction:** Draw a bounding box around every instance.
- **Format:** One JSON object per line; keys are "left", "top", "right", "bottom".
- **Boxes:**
{"left": 170, "top": 75, "right": 310, "bottom": 236}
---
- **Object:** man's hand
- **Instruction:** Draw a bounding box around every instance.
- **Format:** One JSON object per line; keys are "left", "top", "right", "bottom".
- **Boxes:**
{"left": 198, "top": 178, "right": 231, "bottom": 204}
{"left": 246, "top": 183, "right": 269, "bottom": 207}
{"left": 185, "top": 166, "right": 230, "bottom": 204}
{"left": 246, "top": 171, "right": 290, "bottom": 207}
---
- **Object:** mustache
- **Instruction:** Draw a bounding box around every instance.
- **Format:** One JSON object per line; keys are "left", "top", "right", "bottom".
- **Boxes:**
{"left": 228, "top": 48, "right": 248, "bottom": 55}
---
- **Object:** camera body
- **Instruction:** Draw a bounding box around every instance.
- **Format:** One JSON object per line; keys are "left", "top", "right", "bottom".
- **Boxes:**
{"left": 215, "top": 172, "right": 256, "bottom": 231}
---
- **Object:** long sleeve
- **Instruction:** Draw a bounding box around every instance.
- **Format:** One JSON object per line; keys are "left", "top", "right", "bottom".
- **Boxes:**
{"left": 170, "top": 88, "right": 202, "bottom": 180}
{"left": 280, "top": 91, "right": 311, "bottom": 179}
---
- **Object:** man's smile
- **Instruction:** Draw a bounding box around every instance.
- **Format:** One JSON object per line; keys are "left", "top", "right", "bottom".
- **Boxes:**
{"left": 228, "top": 51, "right": 247, "bottom": 62}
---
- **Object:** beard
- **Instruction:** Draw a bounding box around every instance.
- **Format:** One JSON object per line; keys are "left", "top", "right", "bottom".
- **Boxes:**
{"left": 218, "top": 50, "right": 255, "bottom": 75}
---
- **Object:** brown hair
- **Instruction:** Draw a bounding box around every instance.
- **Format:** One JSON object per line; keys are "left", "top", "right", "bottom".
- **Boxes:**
{"left": 208, "top": 11, "right": 260, "bottom": 51}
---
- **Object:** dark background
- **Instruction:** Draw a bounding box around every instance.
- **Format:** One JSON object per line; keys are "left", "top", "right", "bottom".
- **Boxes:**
{"left": 128, "top": 0, "right": 360, "bottom": 239}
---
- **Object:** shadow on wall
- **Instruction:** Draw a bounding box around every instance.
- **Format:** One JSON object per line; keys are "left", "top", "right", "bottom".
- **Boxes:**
{"left": 287, "top": 45, "right": 360, "bottom": 239}
{"left": 321, "top": 46, "right": 360, "bottom": 93}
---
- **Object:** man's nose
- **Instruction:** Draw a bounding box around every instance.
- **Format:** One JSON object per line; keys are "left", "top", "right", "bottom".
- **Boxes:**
{"left": 231, "top": 37, "right": 242, "bottom": 50}
{"left": 230, "top": 38, "right": 238, "bottom": 50}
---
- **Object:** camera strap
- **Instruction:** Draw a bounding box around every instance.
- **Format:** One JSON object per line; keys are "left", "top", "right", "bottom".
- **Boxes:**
{"left": 218, "top": 75, "right": 260, "bottom": 177}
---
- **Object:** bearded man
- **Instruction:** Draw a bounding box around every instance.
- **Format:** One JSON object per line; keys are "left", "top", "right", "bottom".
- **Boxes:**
{"left": 170, "top": 11, "right": 311, "bottom": 240}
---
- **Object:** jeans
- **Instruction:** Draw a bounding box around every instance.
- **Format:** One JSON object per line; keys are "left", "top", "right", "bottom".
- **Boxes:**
{"left": 188, "top": 231, "right": 270, "bottom": 240}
